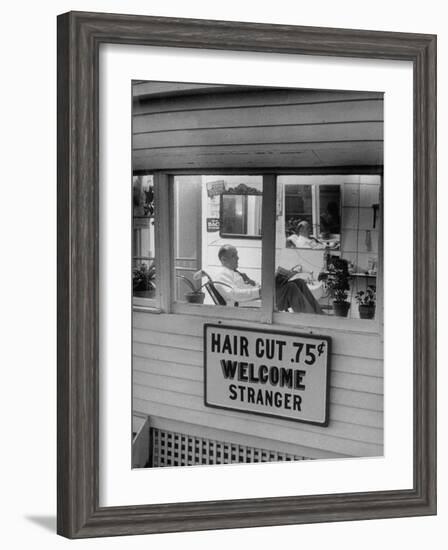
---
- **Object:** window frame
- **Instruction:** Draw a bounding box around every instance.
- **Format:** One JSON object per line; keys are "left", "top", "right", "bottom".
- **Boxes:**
{"left": 133, "top": 169, "right": 383, "bottom": 335}
{"left": 132, "top": 175, "right": 158, "bottom": 310}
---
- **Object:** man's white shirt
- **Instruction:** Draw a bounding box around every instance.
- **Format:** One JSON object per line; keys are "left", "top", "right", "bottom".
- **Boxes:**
{"left": 286, "top": 234, "right": 326, "bottom": 249}
{"left": 213, "top": 266, "right": 260, "bottom": 306}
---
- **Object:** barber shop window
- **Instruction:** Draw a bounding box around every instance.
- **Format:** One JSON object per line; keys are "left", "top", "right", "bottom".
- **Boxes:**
{"left": 275, "top": 175, "right": 380, "bottom": 320}
{"left": 135, "top": 173, "right": 380, "bottom": 323}
{"left": 172, "top": 176, "right": 263, "bottom": 308}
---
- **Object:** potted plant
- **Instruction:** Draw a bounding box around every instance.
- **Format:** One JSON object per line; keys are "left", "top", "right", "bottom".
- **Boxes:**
{"left": 319, "top": 259, "right": 351, "bottom": 317}
{"left": 176, "top": 270, "right": 232, "bottom": 304}
{"left": 132, "top": 262, "right": 156, "bottom": 298}
{"left": 355, "top": 285, "right": 376, "bottom": 319}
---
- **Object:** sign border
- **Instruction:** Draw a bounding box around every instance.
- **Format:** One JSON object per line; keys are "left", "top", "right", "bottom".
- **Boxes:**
{"left": 204, "top": 323, "right": 332, "bottom": 427}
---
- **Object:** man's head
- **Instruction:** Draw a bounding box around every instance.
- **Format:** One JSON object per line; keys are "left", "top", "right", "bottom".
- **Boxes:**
{"left": 296, "top": 221, "right": 311, "bottom": 237}
{"left": 218, "top": 245, "right": 239, "bottom": 271}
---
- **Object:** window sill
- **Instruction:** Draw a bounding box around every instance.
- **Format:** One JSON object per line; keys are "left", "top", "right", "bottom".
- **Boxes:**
{"left": 172, "top": 302, "right": 263, "bottom": 323}
{"left": 132, "top": 297, "right": 161, "bottom": 314}
{"left": 146, "top": 302, "right": 382, "bottom": 336}
{"left": 273, "top": 311, "right": 380, "bottom": 335}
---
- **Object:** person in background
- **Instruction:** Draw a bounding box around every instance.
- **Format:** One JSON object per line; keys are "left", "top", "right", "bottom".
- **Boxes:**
{"left": 320, "top": 201, "right": 340, "bottom": 237}
{"left": 214, "top": 245, "right": 322, "bottom": 313}
{"left": 287, "top": 220, "right": 326, "bottom": 249}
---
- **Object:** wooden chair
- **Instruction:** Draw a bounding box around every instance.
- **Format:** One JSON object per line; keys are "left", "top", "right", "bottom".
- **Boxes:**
{"left": 204, "top": 282, "right": 238, "bottom": 306}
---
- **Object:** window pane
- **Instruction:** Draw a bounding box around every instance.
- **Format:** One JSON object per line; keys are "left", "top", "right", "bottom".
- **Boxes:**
{"left": 173, "top": 175, "right": 263, "bottom": 308}
{"left": 275, "top": 175, "right": 380, "bottom": 319}
{"left": 285, "top": 184, "right": 313, "bottom": 243}
{"left": 132, "top": 175, "right": 156, "bottom": 299}
{"left": 221, "top": 195, "right": 246, "bottom": 235}
{"left": 220, "top": 194, "right": 262, "bottom": 237}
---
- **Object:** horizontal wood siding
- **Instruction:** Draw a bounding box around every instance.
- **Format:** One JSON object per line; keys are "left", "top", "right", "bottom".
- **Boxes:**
{"left": 133, "top": 312, "right": 383, "bottom": 458}
{"left": 133, "top": 88, "right": 383, "bottom": 171}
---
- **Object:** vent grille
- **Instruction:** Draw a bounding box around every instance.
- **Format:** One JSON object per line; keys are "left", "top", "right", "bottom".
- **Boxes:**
{"left": 151, "top": 427, "right": 308, "bottom": 467}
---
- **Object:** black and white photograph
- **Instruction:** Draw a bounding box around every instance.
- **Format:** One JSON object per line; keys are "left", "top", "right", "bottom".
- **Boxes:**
{"left": 131, "top": 81, "right": 384, "bottom": 468}
{"left": 1, "top": 0, "right": 443, "bottom": 545}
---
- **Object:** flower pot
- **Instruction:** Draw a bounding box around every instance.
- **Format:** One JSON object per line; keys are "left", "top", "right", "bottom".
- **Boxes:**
{"left": 333, "top": 301, "right": 350, "bottom": 317}
{"left": 359, "top": 304, "right": 375, "bottom": 319}
{"left": 185, "top": 291, "right": 205, "bottom": 304}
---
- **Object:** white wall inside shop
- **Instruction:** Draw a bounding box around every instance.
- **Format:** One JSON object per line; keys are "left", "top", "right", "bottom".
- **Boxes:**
{"left": 201, "top": 175, "right": 263, "bottom": 287}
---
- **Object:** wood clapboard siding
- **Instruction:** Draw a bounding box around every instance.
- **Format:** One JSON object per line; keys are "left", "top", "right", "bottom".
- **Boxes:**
{"left": 133, "top": 144, "right": 381, "bottom": 171}
{"left": 133, "top": 331, "right": 383, "bottom": 388}
{"left": 132, "top": 87, "right": 383, "bottom": 171}
{"left": 132, "top": 346, "right": 382, "bottom": 412}
{"left": 132, "top": 365, "right": 383, "bottom": 429}
{"left": 132, "top": 354, "right": 383, "bottom": 396}
{"left": 133, "top": 122, "right": 383, "bottom": 150}
{"left": 133, "top": 312, "right": 383, "bottom": 458}
{"left": 133, "top": 397, "right": 380, "bottom": 458}
{"left": 133, "top": 385, "right": 381, "bottom": 446}
{"left": 133, "top": 102, "right": 382, "bottom": 134}
{"left": 133, "top": 315, "right": 382, "bottom": 359}
{"left": 132, "top": 355, "right": 383, "bottom": 391}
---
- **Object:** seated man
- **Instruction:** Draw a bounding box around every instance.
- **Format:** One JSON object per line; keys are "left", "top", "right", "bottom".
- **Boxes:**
{"left": 214, "top": 245, "right": 322, "bottom": 314}
{"left": 275, "top": 266, "right": 323, "bottom": 314}
{"left": 213, "top": 245, "right": 261, "bottom": 306}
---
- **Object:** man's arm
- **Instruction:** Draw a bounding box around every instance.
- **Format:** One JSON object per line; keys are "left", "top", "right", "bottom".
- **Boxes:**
{"left": 214, "top": 270, "right": 261, "bottom": 303}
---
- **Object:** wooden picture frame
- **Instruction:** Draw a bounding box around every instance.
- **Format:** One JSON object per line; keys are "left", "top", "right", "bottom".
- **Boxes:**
{"left": 57, "top": 11, "right": 437, "bottom": 538}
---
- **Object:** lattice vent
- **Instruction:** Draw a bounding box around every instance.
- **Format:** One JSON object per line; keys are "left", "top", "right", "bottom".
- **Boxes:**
{"left": 151, "top": 427, "right": 308, "bottom": 467}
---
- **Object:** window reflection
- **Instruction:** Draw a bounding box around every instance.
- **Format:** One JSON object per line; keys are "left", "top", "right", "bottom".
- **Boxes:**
{"left": 220, "top": 193, "right": 262, "bottom": 238}
{"left": 284, "top": 180, "right": 341, "bottom": 250}
{"left": 319, "top": 186, "right": 341, "bottom": 237}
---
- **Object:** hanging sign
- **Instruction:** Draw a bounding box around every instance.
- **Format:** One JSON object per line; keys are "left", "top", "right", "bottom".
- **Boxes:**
{"left": 206, "top": 217, "right": 220, "bottom": 232}
{"left": 204, "top": 324, "right": 331, "bottom": 426}
{"left": 206, "top": 180, "right": 225, "bottom": 197}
